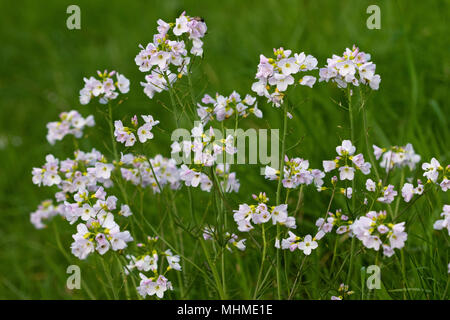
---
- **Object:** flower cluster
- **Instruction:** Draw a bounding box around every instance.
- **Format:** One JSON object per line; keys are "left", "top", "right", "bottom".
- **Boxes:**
{"left": 401, "top": 180, "right": 424, "bottom": 202}
{"left": 46, "top": 110, "right": 95, "bottom": 145}
{"left": 32, "top": 154, "right": 63, "bottom": 187}
{"left": 71, "top": 211, "right": 133, "bottom": 260}
{"left": 319, "top": 45, "right": 381, "bottom": 90}
{"left": 62, "top": 187, "right": 132, "bottom": 224}
{"left": 179, "top": 165, "right": 212, "bottom": 192}
{"left": 30, "top": 200, "right": 63, "bottom": 229}
{"left": 316, "top": 209, "right": 352, "bottom": 236}
{"left": 120, "top": 153, "right": 181, "bottom": 193}
{"left": 79, "top": 70, "right": 130, "bottom": 105}
{"left": 365, "top": 179, "right": 401, "bottom": 204}
{"left": 196, "top": 92, "right": 263, "bottom": 124}
{"left": 323, "top": 140, "right": 371, "bottom": 180}
{"left": 135, "top": 12, "right": 207, "bottom": 99}
{"left": 278, "top": 208, "right": 350, "bottom": 255}
{"left": 32, "top": 149, "right": 114, "bottom": 193}
{"left": 351, "top": 210, "right": 407, "bottom": 257}
{"left": 215, "top": 164, "right": 240, "bottom": 193}
{"left": 376, "top": 184, "right": 397, "bottom": 204}
{"left": 373, "top": 143, "right": 421, "bottom": 172}
{"left": 252, "top": 47, "right": 318, "bottom": 107}
{"left": 279, "top": 233, "right": 318, "bottom": 255}
{"left": 264, "top": 156, "right": 325, "bottom": 190}
{"left": 179, "top": 162, "right": 241, "bottom": 193}
{"left": 31, "top": 149, "right": 134, "bottom": 260}
{"left": 233, "top": 192, "right": 296, "bottom": 232}
{"left": 114, "top": 115, "right": 159, "bottom": 147}
{"left": 138, "top": 274, "right": 173, "bottom": 299}
{"left": 433, "top": 205, "right": 450, "bottom": 236}
{"left": 125, "top": 236, "right": 180, "bottom": 299}
{"left": 171, "top": 123, "right": 237, "bottom": 167}
{"left": 422, "top": 158, "right": 449, "bottom": 191}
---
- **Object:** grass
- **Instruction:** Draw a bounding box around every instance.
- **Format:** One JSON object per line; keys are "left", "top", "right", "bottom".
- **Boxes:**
{"left": 0, "top": 0, "right": 448, "bottom": 299}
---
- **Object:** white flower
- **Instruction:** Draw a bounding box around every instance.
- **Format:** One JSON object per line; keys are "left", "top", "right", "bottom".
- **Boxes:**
{"left": 173, "top": 15, "right": 189, "bottom": 36}
{"left": 264, "top": 166, "right": 279, "bottom": 180}
{"left": 422, "top": 157, "right": 441, "bottom": 182}
{"left": 298, "top": 235, "right": 318, "bottom": 255}
{"left": 401, "top": 183, "right": 414, "bottom": 202}
{"left": 433, "top": 205, "right": 450, "bottom": 236}
{"left": 377, "top": 185, "right": 397, "bottom": 204}
{"left": 137, "top": 123, "right": 154, "bottom": 143}
{"left": 323, "top": 160, "right": 337, "bottom": 172}
{"left": 119, "top": 204, "right": 133, "bottom": 217}
{"left": 269, "top": 73, "right": 294, "bottom": 91}
{"left": 366, "top": 178, "right": 376, "bottom": 192}
{"left": 95, "top": 162, "right": 114, "bottom": 180}
{"left": 373, "top": 145, "right": 384, "bottom": 160}
{"left": 336, "top": 140, "right": 356, "bottom": 156}
{"left": 339, "top": 166, "right": 355, "bottom": 181}
{"left": 165, "top": 249, "right": 182, "bottom": 271}
{"left": 116, "top": 73, "right": 130, "bottom": 93}
{"left": 278, "top": 58, "right": 300, "bottom": 75}
{"left": 299, "top": 75, "right": 317, "bottom": 88}
{"left": 271, "top": 204, "right": 288, "bottom": 225}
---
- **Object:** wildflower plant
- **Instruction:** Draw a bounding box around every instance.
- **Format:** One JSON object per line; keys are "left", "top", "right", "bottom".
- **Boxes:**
{"left": 196, "top": 92, "right": 263, "bottom": 124}
{"left": 29, "top": 11, "right": 449, "bottom": 301}
{"left": 252, "top": 47, "right": 318, "bottom": 107}
{"left": 135, "top": 12, "right": 207, "bottom": 100}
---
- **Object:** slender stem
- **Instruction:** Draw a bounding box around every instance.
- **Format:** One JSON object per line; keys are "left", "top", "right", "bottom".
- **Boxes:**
{"left": 330, "top": 236, "right": 339, "bottom": 271}
{"left": 107, "top": 103, "right": 118, "bottom": 162}
{"left": 347, "top": 88, "right": 355, "bottom": 212}
{"left": 288, "top": 256, "right": 307, "bottom": 299}
{"left": 101, "top": 257, "right": 118, "bottom": 299}
{"left": 168, "top": 192, "right": 187, "bottom": 298}
{"left": 147, "top": 158, "right": 163, "bottom": 193}
{"left": 399, "top": 250, "right": 409, "bottom": 299}
{"left": 394, "top": 169, "right": 405, "bottom": 219}
{"left": 276, "top": 102, "right": 288, "bottom": 206}
{"left": 346, "top": 87, "right": 356, "bottom": 287}
{"left": 346, "top": 237, "right": 356, "bottom": 286}
{"left": 115, "top": 253, "right": 130, "bottom": 300}
{"left": 360, "top": 89, "right": 381, "bottom": 181}
{"left": 200, "top": 239, "right": 226, "bottom": 299}
{"left": 274, "top": 102, "right": 288, "bottom": 299}
{"left": 186, "top": 71, "right": 197, "bottom": 118}
{"left": 165, "top": 75, "right": 180, "bottom": 127}
{"left": 253, "top": 223, "right": 267, "bottom": 299}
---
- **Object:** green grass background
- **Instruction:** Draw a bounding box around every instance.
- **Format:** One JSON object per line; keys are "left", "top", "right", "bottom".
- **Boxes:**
{"left": 0, "top": 0, "right": 448, "bottom": 299}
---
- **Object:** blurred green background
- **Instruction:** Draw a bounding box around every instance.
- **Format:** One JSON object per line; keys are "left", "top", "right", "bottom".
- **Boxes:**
{"left": 0, "top": 0, "right": 448, "bottom": 299}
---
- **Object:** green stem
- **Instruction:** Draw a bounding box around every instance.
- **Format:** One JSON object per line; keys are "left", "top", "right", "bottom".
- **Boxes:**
{"left": 101, "top": 257, "right": 118, "bottom": 299}
{"left": 107, "top": 103, "right": 118, "bottom": 162}
{"left": 394, "top": 169, "right": 405, "bottom": 219}
{"left": 274, "top": 102, "right": 288, "bottom": 299}
{"left": 276, "top": 102, "right": 288, "bottom": 206}
{"left": 346, "top": 87, "right": 357, "bottom": 288}
{"left": 211, "top": 167, "right": 227, "bottom": 297}
{"left": 200, "top": 239, "right": 226, "bottom": 299}
{"left": 360, "top": 89, "right": 381, "bottom": 182}
{"left": 347, "top": 87, "right": 355, "bottom": 212}
{"left": 346, "top": 237, "right": 356, "bottom": 286}
{"left": 254, "top": 224, "right": 267, "bottom": 299}
{"left": 165, "top": 75, "right": 180, "bottom": 127}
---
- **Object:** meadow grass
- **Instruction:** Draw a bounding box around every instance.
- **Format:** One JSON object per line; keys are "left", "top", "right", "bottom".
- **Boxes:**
{"left": 0, "top": 0, "right": 448, "bottom": 299}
